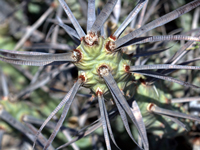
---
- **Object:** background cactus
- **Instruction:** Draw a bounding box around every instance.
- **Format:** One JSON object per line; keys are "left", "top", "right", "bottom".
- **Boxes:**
{"left": 0, "top": 0, "right": 200, "bottom": 150}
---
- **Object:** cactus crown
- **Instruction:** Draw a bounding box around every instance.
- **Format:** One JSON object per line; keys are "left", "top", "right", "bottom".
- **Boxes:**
{"left": 75, "top": 35, "right": 131, "bottom": 94}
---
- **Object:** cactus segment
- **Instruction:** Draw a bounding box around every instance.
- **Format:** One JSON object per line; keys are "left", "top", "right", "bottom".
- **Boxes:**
{"left": 133, "top": 82, "right": 191, "bottom": 138}
{"left": 0, "top": 101, "right": 37, "bottom": 122}
{"left": 75, "top": 36, "right": 131, "bottom": 94}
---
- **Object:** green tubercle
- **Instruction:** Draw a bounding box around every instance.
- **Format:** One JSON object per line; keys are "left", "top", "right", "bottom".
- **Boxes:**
{"left": 74, "top": 36, "right": 131, "bottom": 94}
{"left": 0, "top": 100, "right": 40, "bottom": 122}
{"left": 133, "top": 81, "right": 191, "bottom": 138}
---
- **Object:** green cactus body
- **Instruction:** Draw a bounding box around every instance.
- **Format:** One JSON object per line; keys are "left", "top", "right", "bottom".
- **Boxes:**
{"left": 133, "top": 81, "right": 191, "bottom": 138}
{"left": 0, "top": 100, "right": 39, "bottom": 132}
{"left": 73, "top": 33, "right": 192, "bottom": 139}
{"left": 75, "top": 36, "right": 131, "bottom": 93}
{"left": 1, "top": 101, "right": 31, "bottom": 120}
{"left": 1, "top": 0, "right": 200, "bottom": 149}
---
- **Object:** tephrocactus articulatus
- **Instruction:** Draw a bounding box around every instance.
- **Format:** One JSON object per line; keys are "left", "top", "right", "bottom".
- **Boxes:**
{"left": 74, "top": 33, "right": 131, "bottom": 94}
{"left": 0, "top": 0, "right": 200, "bottom": 150}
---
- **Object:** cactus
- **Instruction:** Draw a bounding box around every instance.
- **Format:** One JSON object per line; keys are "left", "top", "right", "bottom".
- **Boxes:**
{"left": 0, "top": 0, "right": 200, "bottom": 149}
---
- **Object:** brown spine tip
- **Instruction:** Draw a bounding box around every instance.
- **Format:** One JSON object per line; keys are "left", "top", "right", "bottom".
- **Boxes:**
{"left": 0, "top": 126, "right": 6, "bottom": 130}
{"left": 96, "top": 87, "right": 103, "bottom": 96}
{"left": 147, "top": 103, "right": 155, "bottom": 112}
{"left": 89, "top": 32, "right": 95, "bottom": 38}
{"left": 73, "top": 49, "right": 82, "bottom": 62}
{"left": 120, "top": 89, "right": 125, "bottom": 95}
{"left": 2, "top": 96, "right": 8, "bottom": 101}
{"left": 89, "top": 95, "right": 95, "bottom": 101}
{"left": 0, "top": 104, "right": 4, "bottom": 111}
{"left": 110, "top": 35, "right": 117, "bottom": 41}
{"left": 139, "top": 78, "right": 146, "bottom": 85}
{"left": 51, "top": 2, "right": 58, "bottom": 8}
{"left": 98, "top": 65, "right": 109, "bottom": 77}
{"left": 96, "top": 90, "right": 103, "bottom": 96}
{"left": 105, "top": 41, "right": 116, "bottom": 52}
{"left": 79, "top": 75, "right": 86, "bottom": 82}
{"left": 124, "top": 65, "right": 130, "bottom": 72}
{"left": 80, "top": 37, "right": 84, "bottom": 41}
{"left": 165, "top": 98, "right": 171, "bottom": 104}
{"left": 83, "top": 32, "right": 99, "bottom": 46}
{"left": 192, "top": 137, "right": 200, "bottom": 145}
{"left": 105, "top": 41, "right": 111, "bottom": 52}
{"left": 83, "top": 36, "right": 98, "bottom": 46}
{"left": 159, "top": 123, "right": 165, "bottom": 128}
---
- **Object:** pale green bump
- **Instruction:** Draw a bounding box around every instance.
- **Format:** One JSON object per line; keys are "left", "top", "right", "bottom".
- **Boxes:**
{"left": 134, "top": 73, "right": 146, "bottom": 80}
{"left": 0, "top": 121, "right": 13, "bottom": 132}
{"left": 134, "top": 82, "right": 190, "bottom": 137}
{"left": 0, "top": 100, "right": 40, "bottom": 122}
{"left": 81, "top": 37, "right": 103, "bottom": 58}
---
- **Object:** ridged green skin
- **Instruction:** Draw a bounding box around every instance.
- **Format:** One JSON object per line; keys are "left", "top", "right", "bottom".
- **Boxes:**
{"left": 0, "top": 100, "right": 39, "bottom": 132}
{"left": 74, "top": 35, "right": 192, "bottom": 138}
{"left": 0, "top": 99, "right": 60, "bottom": 133}
{"left": 133, "top": 81, "right": 191, "bottom": 138}
{"left": 0, "top": 1, "right": 198, "bottom": 148}
{"left": 75, "top": 37, "right": 131, "bottom": 94}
